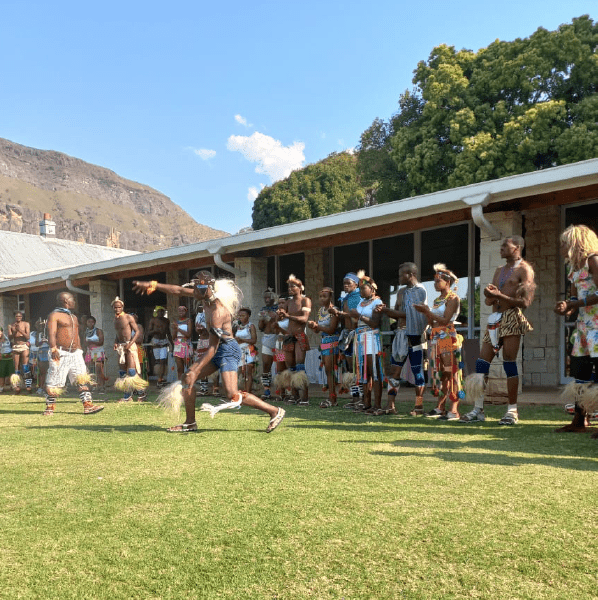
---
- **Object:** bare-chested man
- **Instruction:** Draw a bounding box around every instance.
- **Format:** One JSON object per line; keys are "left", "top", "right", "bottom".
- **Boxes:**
{"left": 9, "top": 311, "right": 32, "bottom": 392}
{"left": 258, "top": 288, "right": 279, "bottom": 400}
{"left": 147, "top": 306, "right": 172, "bottom": 387}
{"left": 43, "top": 292, "right": 103, "bottom": 416}
{"left": 132, "top": 271, "right": 284, "bottom": 433}
{"left": 112, "top": 297, "right": 147, "bottom": 402}
{"left": 278, "top": 275, "right": 312, "bottom": 405}
{"left": 460, "top": 236, "right": 536, "bottom": 425}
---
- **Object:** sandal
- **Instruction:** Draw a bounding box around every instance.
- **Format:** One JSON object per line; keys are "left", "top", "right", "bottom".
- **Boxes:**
{"left": 409, "top": 406, "right": 424, "bottom": 416}
{"left": 498, "top": 411, "right": 518, "bottom": 425}
{"left": 167, "top": 422, "right": 198, "bottom": 433}
{"left": 372, "top": 408, "right": 386, "bottom": 416}
{"left": 424, "top": 407, "right": 443, "bottom": 418}
{"left": 266, "top": 408, "right": 285, "bottom": 433}
{"left": 385, "top": 408, "right": 398, "bottom": 415}
{"left": 320, "top": 399, "right": 332, "bottom": 408}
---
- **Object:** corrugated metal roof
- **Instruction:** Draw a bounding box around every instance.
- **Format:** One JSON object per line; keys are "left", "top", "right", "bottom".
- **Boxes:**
{"left": 0, "top": 230, "right": 138, "bottom": 280}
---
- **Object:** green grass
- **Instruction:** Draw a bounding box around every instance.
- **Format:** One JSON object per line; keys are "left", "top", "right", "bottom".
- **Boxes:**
{"left": 1, "top": 391, "right": 597, "bottom": 599}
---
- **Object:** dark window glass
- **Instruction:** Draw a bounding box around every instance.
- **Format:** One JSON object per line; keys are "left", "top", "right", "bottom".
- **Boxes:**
{"left": 333, "top": 242, "right": 369, "bottom": 302}
{"left": 279, "top": 253, "right": 305, "bottom": 296}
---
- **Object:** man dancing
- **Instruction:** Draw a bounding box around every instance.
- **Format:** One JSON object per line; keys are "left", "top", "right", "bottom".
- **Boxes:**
{"left": 132, "top": 271, "right": 285, "bottom": 433}
{"left": 9, "top": 311, "right": 32, "bottom": 392}
{"left": 258, "top": 288, "right": 279, "bottom": 400}
{"left": 43, "top": 292, "right": 104, "bottom": 416}
{"left": 460, "top": 236, "right": 535, "bottom": 425}
{"left": 147, "top": 306, "right": 172, "bottom": 387}
{"left": 278, "top": 274, "right": 312, "bottom": 405}
{"left": 112, "top": 297, "right": 148, "bottom": 402}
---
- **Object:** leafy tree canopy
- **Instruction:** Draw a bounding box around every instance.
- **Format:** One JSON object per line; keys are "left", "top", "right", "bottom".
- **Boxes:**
{"left": 381, "top": 15, "right": 598, "bottom": 197}
{"left": 252, "top": 151, "right": 365, "bottom": 230}
{"left": 253, "top": 16, "right": 598, "bottom": 229}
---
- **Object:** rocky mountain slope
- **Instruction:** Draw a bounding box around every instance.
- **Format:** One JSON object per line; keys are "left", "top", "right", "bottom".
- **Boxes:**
{"left": 0, "top": 138, "right": 228, "bottom": 251}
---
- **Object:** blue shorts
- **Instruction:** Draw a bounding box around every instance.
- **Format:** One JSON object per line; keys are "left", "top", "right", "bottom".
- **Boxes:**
{"left": 211, "top": 340, "right": 242, "bottom": 373}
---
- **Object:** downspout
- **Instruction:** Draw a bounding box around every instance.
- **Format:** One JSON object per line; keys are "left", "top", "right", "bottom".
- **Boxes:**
{"left": 62, "top": 275, "right": 97, "bottom": 297}
{"left": 207, "top": 245, "right": 246, "bottom": 278}
{"left": 461, "top": 193, "right": 502, "bottom": 241}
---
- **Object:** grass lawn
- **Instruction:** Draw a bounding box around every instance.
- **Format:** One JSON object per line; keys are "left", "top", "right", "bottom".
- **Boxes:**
{"left": 1, "top": 390, "right": 597, "bottom": 599}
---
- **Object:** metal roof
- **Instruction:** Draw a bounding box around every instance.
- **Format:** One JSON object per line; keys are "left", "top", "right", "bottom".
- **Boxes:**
{"left": 0, "top": 230, "right": 138, "bottom": 281}
{"left": 0, "top": 157, "right": 597, "bottom": 293}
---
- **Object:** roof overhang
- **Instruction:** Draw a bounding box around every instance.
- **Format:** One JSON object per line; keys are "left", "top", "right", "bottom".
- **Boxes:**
{"left": 1, "top": 158, "right": 597, "bottom": 294}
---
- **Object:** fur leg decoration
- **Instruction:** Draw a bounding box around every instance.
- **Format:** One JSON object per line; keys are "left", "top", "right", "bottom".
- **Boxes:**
{"left": 580, "top": 385, "right": 598, "bottom": 414}
{"left": 156, "top": 382, "right": 184, "bottom": 416}
{"left": 464, "top": 373, "right": 485, "bottom": 403}
{"left": 75, "top": 373, "right": 97, "bottom": 387}
{"left": 291, "top": 370, "right": 309, "bottom": 391}
{"left": 200, "top": 392, "right": 243, "bottom": 418}
{"left": 274, "top": 370, "right": 292, "bottom": 390}
{"left": 115, "top": 373, "right": 150, "bottom": 393}
{"left": 556, "top": 382, "right": 594, "bottom": 432}
{"left": 46, "top": 387, "right": 67, "bottom": 397}
{"left": 342, "top": 372, "right": 356, "bottom": 389}
{"left": 10, "top": 373, "right": 22, "bottom": 391}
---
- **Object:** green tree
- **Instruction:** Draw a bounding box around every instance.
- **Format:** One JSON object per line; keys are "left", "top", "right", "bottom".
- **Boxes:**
{"left": 252, "top": 151, "right": 366, "bottom": 230}
{"left": 389, "top": 15, "right": 598, "bottom": 196}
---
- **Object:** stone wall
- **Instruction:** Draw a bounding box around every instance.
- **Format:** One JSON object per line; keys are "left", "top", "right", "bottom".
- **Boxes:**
{"left": 521, "top": 205, "right": 561, "bottom": 386}
{"left": 89, "top": 280, "right": 118, "bottom": 379}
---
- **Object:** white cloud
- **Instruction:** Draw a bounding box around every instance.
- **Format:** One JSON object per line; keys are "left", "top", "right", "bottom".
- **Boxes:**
{"left": 247, "top": 183, "right": 265, "bottom": 203}
{"left": 227, "top": 132, "right": 305, "bottom": 182}
{"left": 234, "top": 114, "right": 252, "bottom": 127}
{"left": 191, "top": 148, "right": 216, "bottom": 160}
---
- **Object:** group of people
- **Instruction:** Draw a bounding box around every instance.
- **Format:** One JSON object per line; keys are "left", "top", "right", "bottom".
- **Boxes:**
{"left": 2, "top": 224, "right": 596, "bottom": 437}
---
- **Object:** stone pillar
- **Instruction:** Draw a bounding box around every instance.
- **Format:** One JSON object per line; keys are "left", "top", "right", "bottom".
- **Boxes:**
{"left": 479, "top": 211, "right": 523, "bottom": 402}
{"left": 304, "top": 248, "right": 327, "bottom": 347}
{"left": 0, "top": 294, "right": 18, "bottom": 332}
{"left": 89, "top": 280, "right": 118, "bottom": 380}
{"left": 521, "top": 205, "right": 561, "bottom": 387}
{"left": 234, "top": 257, "right": 268, "bottom": 347}
{"left": 166, "top": 270, "right": 186, "bottom": 320}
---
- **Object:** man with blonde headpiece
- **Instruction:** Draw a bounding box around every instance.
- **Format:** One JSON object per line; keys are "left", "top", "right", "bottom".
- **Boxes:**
{"left": 278, "top": 274, "right": 312, "bottom": 405}
{"left": 460, "top": 236, "right": 535, "bottom": 425}
{"left": 147, "top": 305, "right": 172, "bottom": 387}
{"left": 554, "top": 224, "right": 598, "bottom": 434}
{"left": 132, "top": 271, "right": 285, "bottom": 433}
{"left": 112, "top": 297, "right": 148, "bottom": 402}
{"left": 42, "top": 292, "right": 103, "bottom": 416}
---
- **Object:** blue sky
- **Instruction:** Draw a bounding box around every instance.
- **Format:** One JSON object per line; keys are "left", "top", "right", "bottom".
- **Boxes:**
{"left": 1, "top": 1, "right": 594, "bottom": 234}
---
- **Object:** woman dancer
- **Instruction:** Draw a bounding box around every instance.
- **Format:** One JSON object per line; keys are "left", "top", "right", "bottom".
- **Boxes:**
{"left": 171, "top": 305, "right": 192, "bottom": 380}
{"left": 84, "top": 316, "right": 108, "bottom": 393}
{"left": 415, "top": 264, "right": 463, "bottom": 420}
{"left": 348, "top": 271, "right": 384, "bottom": 414}
{"left": 235, "top": 308, "right": 258, "bottom": 393}
{"left": 308, "top": 287, "right": 340, "bottom": 407}
{"left": 554, "top": 224, "right": 598, "bottom": 433}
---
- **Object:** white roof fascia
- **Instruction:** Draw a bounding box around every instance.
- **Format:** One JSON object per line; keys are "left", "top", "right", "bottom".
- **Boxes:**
{"left": 1, "top": 158, "right": 596, "bottom": 294}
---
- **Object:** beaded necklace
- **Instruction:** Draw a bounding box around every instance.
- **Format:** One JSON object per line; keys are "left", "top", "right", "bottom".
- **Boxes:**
{"left": 498, "top": 259, "right": 521, "bottom": 290}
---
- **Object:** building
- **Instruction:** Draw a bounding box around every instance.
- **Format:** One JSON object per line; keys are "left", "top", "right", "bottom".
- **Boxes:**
{"left": 0, "top": 159, "right": 596, "bottom": 390}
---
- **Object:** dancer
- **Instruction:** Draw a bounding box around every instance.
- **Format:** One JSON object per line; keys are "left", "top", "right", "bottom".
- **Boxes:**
{"left": 42, "top": 292, "right": 104, "bottom": 416}
{"left": 9, "top": 311, "right": 32, "bottom": 392}
{"left": 171, "top": 305, "right": 192, "bottom": 380}
{"left": 0, "top": 327, "right": 14, "bottom": 392}
{"left": 147, "top": 306, "right": 172, "bottom": 387}
{"left": 333, "top": 273, "right": 362, "bottom": 404}
{"left": 194, "top": 317, "right": 211, "bottom": 396}
{"left": 414, "top": 264, "right": 463, "bottom": 420}
{"left": 258, "top": 288, "right": 279, "bottom": 400}
{"left": 84, "top": 316, "right": 108, "bottom": 393}
{"left": 460, "top": 236, "right": 535, "bottom": 425}
{"left": 33, "top": 319, "right": 49, "bottom": 394}
{"left": 348, "top": 272, "right": 384, "bottom": 413}
{"left": 112, "top": 297, "right": 148, "bottom": 402}
{"left": 376, "top": 263, "right": 428, "bottom": 415}
{"left": 235, "top": 307, "right": 258, "bottom": 393}
{"left": 554, "top": 225, "right": 598, "bottom": 433}
{"left": 278, "top": 275, "right": 311, "bottom": 405}
{"left": 308, "top": 287, "right": 340, "bottom": 407}
{"left": 132, "top": 271, "right": 285, "bottom": 433}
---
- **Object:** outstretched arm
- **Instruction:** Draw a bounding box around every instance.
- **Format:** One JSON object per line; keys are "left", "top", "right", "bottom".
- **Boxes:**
{"left": 132, "top": 280, "right": 194, "bottom": 297}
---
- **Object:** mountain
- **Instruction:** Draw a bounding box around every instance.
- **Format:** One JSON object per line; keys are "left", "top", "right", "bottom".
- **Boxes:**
{"left": 0, "top": 137, "right": 229, "bottom": 251}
